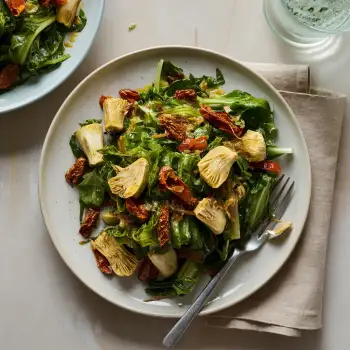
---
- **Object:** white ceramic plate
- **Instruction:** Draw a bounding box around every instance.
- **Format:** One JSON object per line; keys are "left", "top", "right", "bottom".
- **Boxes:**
{"left": 0, "top": 1, "right": 104, "bottom": 114}
{"left": 39, "top": 46, "right": 311, "bottom": 317}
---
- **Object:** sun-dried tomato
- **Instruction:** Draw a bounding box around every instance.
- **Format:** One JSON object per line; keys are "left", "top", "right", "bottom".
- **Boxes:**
{"left": 0, "top": 64, "right": 19, "bottom": 89}
{"left": 138, "top": 258, "right": 159, "bottom": 281}
{"left": 65, "top": 157, "right": 87, "bottom": 186}
{"left": 157, "top": 206, "right": 171, "bottom": 247}
{"left": 159, "top": 114, "right": 188, "bottom": 142}
{"left": 5, "top": 0, "right": 25, "bottom": 15}
{"left": 178, "top": 138, "right": 194, "bottom": 152}
{"left": 79, "top": 208, "right": 100, "bottom": 238}
{"left": 178, "top": 136, "right": 208, "bottom": 153}
{"left": 119, "top": 89, "right": 141, "bottom": 103}
{"left": 92, "top": 248, "right": 113, "bottom": 275}
{"left": 167, "top": 72, "right": 185, "bottom": 84}
{"left": 159, "top": 166, "right": 198, "bottom": 208}
{"left": 250, "top": 161, "right": 281, "bottom": 175}
{"left": 174, "top": 89, "right": 197, "bottom": 102}
{"left": 39, "top": 0, "right": 51, "bottom": 7}
{"left": 125, "top": 198, "right": 150, "bottom": 222}
{"left": 99, "top": 95, "right": 112, "bottom": 109}
{"left": 53, "top": 0, "right": 67, "bottom": 6}
{"left": 200, "top": 105, "right": 243, "bottom": 137}
{"left": 192, "top": 136, "right": 208, "bottom": 151}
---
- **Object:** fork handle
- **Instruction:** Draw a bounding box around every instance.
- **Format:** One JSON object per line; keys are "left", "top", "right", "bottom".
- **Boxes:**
{"left": 163, "top": 249, "right": 243, "bottom": 348}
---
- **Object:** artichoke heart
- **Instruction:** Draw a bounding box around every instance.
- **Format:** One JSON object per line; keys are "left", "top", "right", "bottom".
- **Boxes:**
{"left": 194, "top": 198, "right": 227, "bottom": 235}
{"left": 268, "top": 221, "right": 293, "bottom": 239}
{"left": 148, "top": 248, "right": 178, "bottom": 278}
{"left": 103, "top": 98, "right": 130, "bottom": 133}
{"left": 76, "top": 123, "right": 104, "bottom": 166}
{"left": 91, "top": 232, "right": 138, "bottom": 277}
{"left": 56, "top": 0, "right": 82, "bottom": 27}
{"left": 241, "top": 130, "right": 266, "bottom": 162}
{"left": 198, "top": 146, "right": 238, "bottom": 188}
{"left": 108, "top": 158, "right": 149, "bottom": 198}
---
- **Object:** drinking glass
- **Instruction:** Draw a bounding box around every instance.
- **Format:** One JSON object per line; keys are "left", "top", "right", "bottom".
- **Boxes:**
{"left": 264, "top": 0, "right": 350, "bottom": 46}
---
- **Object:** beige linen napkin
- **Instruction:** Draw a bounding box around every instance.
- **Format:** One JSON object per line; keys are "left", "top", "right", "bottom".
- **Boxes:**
{"left": 205, "top": 63, "right": 346, "bottom": 337}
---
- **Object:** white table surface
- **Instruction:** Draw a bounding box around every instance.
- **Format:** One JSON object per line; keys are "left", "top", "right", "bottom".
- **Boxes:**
{"left": 1, "top": 1, "right": 349, "bottom": 349}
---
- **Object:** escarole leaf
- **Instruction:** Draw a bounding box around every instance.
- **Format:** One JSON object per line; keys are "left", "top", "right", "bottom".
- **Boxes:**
{"left": 69, "top": 133, "right": 85, "bottom": 158}
{"left": 105, "top": 226, "right": 132, "bottom": 245}
{"left": 165, "top": 67, "right": 225, "bottom": 96}
{"left": 26, "top": 23, "right": 70, "bottom": 73}
{"left": 145, "top": 260, "right": 201, "bottom": 298}
{"left": 0, "top": 0, "right": 16, "bottom": 40}
{"left": 242, "top": 173, "right": 275, "bottom": 232}
{"left": 139, "top": 86, "right": 168, "bottom": 103}
{"left": 212, "top": 68, "right": 225, "bottom": 86}
{"left": 207, "top": 136, "right": 224, "bottom": 151}
{"left": 161, "top": 61, "right": 184, "bottom": 80}
{"left": 79, "top": 119, "right": 102, "bottom": 127}
{"left": 77, "top": 171, "right": 105, "bottom": 207}
{"left": 217, "top": 236, "right": 230, "bottom": 262}
{"left": 266, "top": 146, "right": 293, "bottom": 159}
{"left": 177, "top": 153, "right": 209, "bottom": 195}
{"left": 235, "top": 155, "right": 252, "bottom": 179}
{"left": 133, "top": 212, "right": 160, "bottom": 247}
{"left": 97, "top": 161, "right": 116, "bottom": 189}
{"left": 156, "top": 60, "right": 187, "bottom": 94}
{"left": 170, "top": 215, "right": 211, "bottom": 251}
{"left": 193, "top": 123, "right": 212, "bottom": 139}
{"left": 172, "top": 260, "right": 200, "bottom": 295}
{"left": 199, "top": 90, "right": 270, "bottom": 112}
{"left": 177, "top": 153, "right": 200, "bottom": 188}
{"left": 10, "top": 9, "right": 56, "bottom": 65}
{"left": 192, "top": 68, "right": 225, "bottom": 88}
{"left": 72, "top": 9, "right": 87, "bottom": 32}
{"left": 162, "top": 104, "right": 201, "bottom": 117}
{"left": 110, "top": 195, "right": 126, "bottom": 213}
{"left": 165, "top": 79, "right": 199, "bottom": 96}
{"left": 171, "top": 215, "right": 192, "bottom": 249}
{"left": 138, "top": 105, "right": 160, "bottom": 128}
{"left": 154, "top": 59, "right": 164, "bottom": 92}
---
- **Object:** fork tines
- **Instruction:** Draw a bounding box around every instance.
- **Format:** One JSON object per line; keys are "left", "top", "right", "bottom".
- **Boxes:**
{"left": 271, "top": 175, "right": 295, "bottom": 219}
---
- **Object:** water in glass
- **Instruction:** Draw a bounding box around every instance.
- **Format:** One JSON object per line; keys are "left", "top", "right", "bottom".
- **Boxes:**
{"left": 282, "top": 0, "right": 350, "bottom": 32}
{"left": 264, "top": 0, "right": 350, "bottom": 46}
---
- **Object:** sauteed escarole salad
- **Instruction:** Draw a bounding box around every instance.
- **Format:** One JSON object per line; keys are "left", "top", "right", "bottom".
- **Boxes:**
{"left": 65, "top": 60, "right": 293, "bottom": 300}
{"left": 0, "top": 0, "right": 86, "bottom": 90}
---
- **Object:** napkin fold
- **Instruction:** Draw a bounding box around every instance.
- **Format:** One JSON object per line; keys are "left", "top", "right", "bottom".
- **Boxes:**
{"left": 205, "top": 63, "right": 346, "bottom": 337}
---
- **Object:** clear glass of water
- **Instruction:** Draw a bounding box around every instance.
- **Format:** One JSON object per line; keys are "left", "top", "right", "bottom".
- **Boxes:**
{"left": 264, "top": 0, "right": 350, "bottom": 46}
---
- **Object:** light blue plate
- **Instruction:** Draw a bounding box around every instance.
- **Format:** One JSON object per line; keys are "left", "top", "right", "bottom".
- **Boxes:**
{"left": 0, "top": 1, "right": 105, "bottom": 114}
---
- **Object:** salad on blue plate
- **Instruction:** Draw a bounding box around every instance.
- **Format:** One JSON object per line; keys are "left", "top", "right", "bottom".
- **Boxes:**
{"left": 0, "top": 0, "right": 86, "bottom": 91}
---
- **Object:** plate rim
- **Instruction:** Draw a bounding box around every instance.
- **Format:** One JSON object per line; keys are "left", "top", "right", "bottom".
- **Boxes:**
{"left": 39, "top": 45, "right": 312, "bottom": 317}
{"left": 0, "top": 0, "right": 105, "bottom": 114}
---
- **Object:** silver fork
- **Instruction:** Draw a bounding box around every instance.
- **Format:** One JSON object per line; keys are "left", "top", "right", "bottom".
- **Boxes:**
{"left": 163, "top": 175, "right": 295, "bottom": 349}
